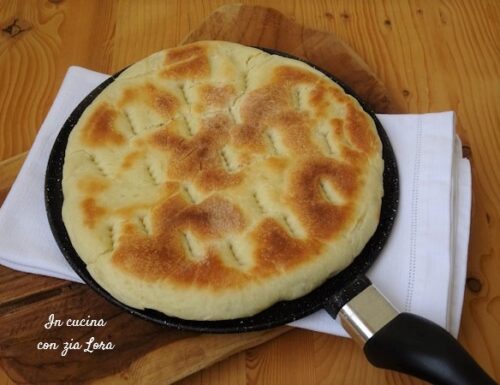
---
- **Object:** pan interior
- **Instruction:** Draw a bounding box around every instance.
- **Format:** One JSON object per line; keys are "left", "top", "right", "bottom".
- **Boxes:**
{"left": 45, "top": 49, "right": 399, "bottom": 333}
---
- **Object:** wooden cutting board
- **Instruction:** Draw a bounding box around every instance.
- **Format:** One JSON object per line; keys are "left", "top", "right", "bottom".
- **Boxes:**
{"left": 0, "top": 4, "right": 402, "bottom": 385}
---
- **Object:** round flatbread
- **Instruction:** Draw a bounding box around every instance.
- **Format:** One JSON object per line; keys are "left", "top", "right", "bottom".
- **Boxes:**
{"left": 62, "top": 41, "right": 383, "bottom": 320}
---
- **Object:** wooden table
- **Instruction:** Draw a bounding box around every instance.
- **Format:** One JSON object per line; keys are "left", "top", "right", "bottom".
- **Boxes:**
{"left": 0, "top": 1, "right": 498, "bottom": 384}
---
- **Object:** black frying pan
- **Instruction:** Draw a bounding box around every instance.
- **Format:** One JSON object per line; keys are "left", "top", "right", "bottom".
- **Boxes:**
{"left": 45, "top": 49, "right": 496, "bottom": 385}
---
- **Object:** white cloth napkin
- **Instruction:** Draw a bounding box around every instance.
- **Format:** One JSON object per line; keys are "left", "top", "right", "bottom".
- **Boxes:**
{"left": 0, "top": 67, "right": 471, "bottom": 338}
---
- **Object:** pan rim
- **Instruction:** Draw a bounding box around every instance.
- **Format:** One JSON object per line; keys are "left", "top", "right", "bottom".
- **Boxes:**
{"left": 45, "top": 47, "right": 399, "bottom": 333}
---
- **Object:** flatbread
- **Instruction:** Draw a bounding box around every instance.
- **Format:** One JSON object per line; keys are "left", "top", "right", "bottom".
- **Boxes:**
{"left": 62, "top": 41, "right": 383, "bottom": 320}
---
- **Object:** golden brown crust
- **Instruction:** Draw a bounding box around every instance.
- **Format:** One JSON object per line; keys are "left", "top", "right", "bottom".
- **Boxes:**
{"left": 118, "top": 84, "right": 180, "bottom": 118}
{"left": 81, "top": 198, "right": 107, "bottom": 228}
{"left": 286, "top": 157, "right": 357, "bottom": 240}
{"left": 112, "top": 195, "right": 248, "bottom": 288}
{"left": 62, "top": 41, "right": 383, "bottom": 320}
{"left": 162, "top": 44, "right": 210, "bottom": 80}
{"left": 80, "top": 103, "right": 126, "bottom": 146}
{"left": 150, "top": 114, "right": 245, "bottom": 192}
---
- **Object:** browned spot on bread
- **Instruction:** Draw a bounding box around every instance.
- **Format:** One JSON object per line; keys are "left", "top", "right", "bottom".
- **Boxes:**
{"left": 119, "top": 84, "right": 179, "bottom": 118}
{"left": 309, "top": 84, "right": 330, "bottom": 117}
{"left": 153, "top": 194, "right": 246, "bottom": 239}
{"left": 163, "top": 55, "right": 210, "bottom": 80}
{"left": 148, "top": 85, "right": 179, "bottom": 116}
{"left": 115, "top": 203, "right": 158, "bottom": 218}
{"left": 230, "top": 123, "right": 267, "bottom": 153}
{"left": 81, "top": 198, "right": 107, "bottom": 228}
{"left": 238, "top": 83, "right": 318, "bottom": 155}
{"left": 164, "top": 181, "right": 182, "bottom": 195}
{"left": 340, "top": 145, "right": 366, "bottom": 166}
{"left": 111, "top": 230, "right": 191, "bottom": 284}
{"left": 111, "top": 194, "right": 247, "bottom": 288}
{"left": 273, "top": 65, "right": 320, "bottom": 84}
{"left": 234, "top": 85, "right": 291, "bottom": 154}
{"left": 191, "top": 252, "right": 248, "bottom": 288}
{"left": 309, "top": 83, "right": 350, "bottom": 116}
{"left": 77, "top": 178, "right": 110, "bottom": 194}
{"left": 287, "top": 157, "right": 357, "bottom": 239}
{"left": 119, "top": 88, "right": 137, "bottom": 107}
{"left": 252, "top": 218, "right": 323, "bottom": 274}
{"left": 177, "top": 196, "right": 246, "bottom": 239}
{"left": 265, "top": 156, "right": 288, "bottom": 173}
{"left": 166, "top": 43, "right": 205, "bottom": 63}
{"left": 112, "top": 197, "right": 320, "bottom": 288}
{"left": 330, "top": 118, "right": 344, "bottom": 137}
{"left": 196, "top": 168, "right": 243, "bottom": 192}
{"left": 195, "top": 84, "right": 236, "bottom": 112}
{"left": 163, "top": 43, "right": 210, "bottom": 81}
{"left": 271, "top": 111, "right": 315, "bottom": 154}
{"left": 240, "top": 85, "right": 291, "bottom": 128}
{"left": 345, "top": 104, "right": 379, "bottom": 154}
{"left": 151, "top": 114, "right": 243, "bottom": 192}
{"left": 112, "top": 230, "right": 248, "bottom": 289}
{"left": 81, "top": 103, "right": 125, "bottom": 146}
{"left": 329, "top": 86, "right": 350, "bottom": 104}
{"left": 121, "top": 150, "right": 143, "bottom": 170}
{"left": 112, "top": 216, "right": 321, "bottom": 289}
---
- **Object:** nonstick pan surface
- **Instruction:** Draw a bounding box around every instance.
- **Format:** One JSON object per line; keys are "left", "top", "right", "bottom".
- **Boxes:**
{"left": 45, "top": 48, "right": 399, "bottom": 333}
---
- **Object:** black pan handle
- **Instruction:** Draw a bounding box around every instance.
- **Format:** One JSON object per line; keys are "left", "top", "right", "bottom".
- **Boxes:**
{"left": 364, "top": 312, "right": 497, "bottom": 385}
{"left": 324, "top": 276, "right": 497, "bottom": 385}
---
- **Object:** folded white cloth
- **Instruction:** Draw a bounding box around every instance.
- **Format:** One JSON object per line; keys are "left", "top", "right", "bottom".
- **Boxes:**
{"left": 0, "top": 67, "right": 471, "bottom": 338}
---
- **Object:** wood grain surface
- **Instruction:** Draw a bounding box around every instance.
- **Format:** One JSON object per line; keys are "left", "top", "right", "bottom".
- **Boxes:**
{"left": 0, "top": 1, "right": 499, "bottom": 384}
